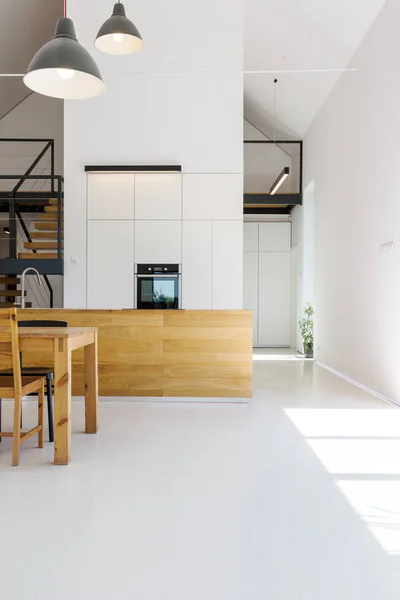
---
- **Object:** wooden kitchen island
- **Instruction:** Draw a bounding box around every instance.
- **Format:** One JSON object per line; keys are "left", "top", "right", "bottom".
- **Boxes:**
{"left": 10, "top": 310, "right": 252, "bottom": 398}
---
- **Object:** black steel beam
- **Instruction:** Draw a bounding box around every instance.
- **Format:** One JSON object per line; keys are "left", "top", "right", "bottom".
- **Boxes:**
{"left": 244, "top": 140, "right": 302, "bottom": 145}
{"left": 85, "top": 165, "right": 182, "bottom": 173}
{"left": 244, "top": 207, "right": 292, "bottom": 215}
{"left": 0, "top": 192, "right": 60, "bottom": 200}
{"left": 0, "top": 259, "right": 64, "bottom": 276}
{"left": 244, "top": 193, "right": 302, "bottom": 206}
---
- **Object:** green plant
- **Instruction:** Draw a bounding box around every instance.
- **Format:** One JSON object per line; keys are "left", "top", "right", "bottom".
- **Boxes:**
{"left": 299, "top": 302, "right": 314, "bottom": 355}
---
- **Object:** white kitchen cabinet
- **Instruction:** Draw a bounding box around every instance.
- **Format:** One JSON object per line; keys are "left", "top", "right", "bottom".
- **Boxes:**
{"left": 212, "top": 221, "right": 243, "bottom": 309}
{"left": 244, "top": 251, "right": 258, "bottom": 345}
{"left": 182, "top": 221, "right": 212, "bottom": 309}
{"left": 135, "top": 220, "right": 182, "bottom": 264}
{"left": 87, "top": 220, "right": 134, "bottom": 309}
{"left": 182, "top": 174, "right": 243, "bottom": 220}
{"left": 135, "top": 173, "right": 182, "bottom": 220}
{"left": 87, "top": 173, "right": 134, "bottom": 220}
{"left": 259, "top": 222, "right": 291, "bottom": 252}
{"left": 243, "top": 222, "right": 259, "bottom": 252}
{"left": 258, "top": 251, "right": 291, "bottom": 346}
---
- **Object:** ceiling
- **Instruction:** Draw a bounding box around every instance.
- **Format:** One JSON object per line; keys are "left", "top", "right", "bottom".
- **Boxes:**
{"left": 0, "top": 0, "right": 63, "bottom": 120}
{"left": 0, "top": 0, "right": 388, "bottom": 138}
{"left": 244, "top": 0, "right": 388, "bottom": 138}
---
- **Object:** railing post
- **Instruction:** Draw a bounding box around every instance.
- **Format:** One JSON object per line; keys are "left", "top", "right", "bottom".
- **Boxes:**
{"left": 9, "top": 198, "right": 17, "bottom": 259}
{"left": 51, "top": 141, "right": 55, "bottom": 194}
{"left": 57, "top": 177, "right": 62, "bottom": 259}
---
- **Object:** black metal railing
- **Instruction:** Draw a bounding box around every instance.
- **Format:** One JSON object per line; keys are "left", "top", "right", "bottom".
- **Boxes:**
{"left": 15, "top": 209, "right": 54, "bottom": 307}
{"left": 0, "top": 139, "right": 63, "bottom": 286}
{"left": 0, "top": 175, "right": 63, "bottom": 261}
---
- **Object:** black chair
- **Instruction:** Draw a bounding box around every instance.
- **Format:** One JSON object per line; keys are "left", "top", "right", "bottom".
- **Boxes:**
{"left": 0, "top": 320, "right": 68, "bottom": 443}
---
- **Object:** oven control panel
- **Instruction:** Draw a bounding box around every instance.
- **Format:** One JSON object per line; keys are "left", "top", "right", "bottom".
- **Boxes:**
{"left": 136, "top": 264, "right": 180, "bottom": 274}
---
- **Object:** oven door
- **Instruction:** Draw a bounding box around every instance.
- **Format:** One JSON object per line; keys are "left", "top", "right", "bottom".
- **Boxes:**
{"left": 136, "top": 274, "right": 180, "bottom": 309}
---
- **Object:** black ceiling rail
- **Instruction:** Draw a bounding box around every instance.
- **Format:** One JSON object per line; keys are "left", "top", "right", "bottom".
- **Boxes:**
{"left": 85, "top": 165, "right": 182, "bottom": 172}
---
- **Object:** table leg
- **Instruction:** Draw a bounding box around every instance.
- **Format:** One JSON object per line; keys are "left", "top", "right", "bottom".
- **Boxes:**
{"left": 84, "top": 332, "right": 98, "bottom": 434}
{"left": 54, "top": 337, "right": 71, "bottom": 465}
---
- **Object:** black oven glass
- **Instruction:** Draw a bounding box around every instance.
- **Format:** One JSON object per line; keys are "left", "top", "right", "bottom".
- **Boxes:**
{"left": 137, "top": 276, "right": 179, "bottom": 309}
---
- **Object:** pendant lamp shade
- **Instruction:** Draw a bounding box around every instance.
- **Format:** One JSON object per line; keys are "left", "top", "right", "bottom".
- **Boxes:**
{"left": 24, "top": 18, "right": 106, "bottom": 100}
{"left": 95, "top": 3, "right": 143, "bottom": 55}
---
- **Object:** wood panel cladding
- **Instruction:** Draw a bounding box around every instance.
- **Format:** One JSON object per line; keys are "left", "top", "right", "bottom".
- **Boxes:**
{"left": 7, "top": 310, "right": 252, "bottom": 398}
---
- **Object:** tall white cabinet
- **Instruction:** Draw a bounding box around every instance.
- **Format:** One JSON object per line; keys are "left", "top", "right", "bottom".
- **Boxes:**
{"left": 244, "top": 222, "right": 291, "bottom": 346}
{"left": 86, "top": 172, "right": 243, "bottom": 310}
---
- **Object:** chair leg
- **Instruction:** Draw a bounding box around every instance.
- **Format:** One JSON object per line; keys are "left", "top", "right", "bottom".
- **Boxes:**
{"left": 38, "top": 383, "right": 44, "bottom": 449}
{"left": 46, "top": 375, "right": 54, "bottom": 443}
{"left": 12, "top": 394, "right": 22, "bottom": 467}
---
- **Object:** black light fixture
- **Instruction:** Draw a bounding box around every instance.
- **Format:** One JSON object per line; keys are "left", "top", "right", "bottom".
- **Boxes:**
{"left": 270, "top": 167, "right": 290, "bottom": 195}
{"left": 4, "top": 227, "right": 10, "bottom": 235}
{"left": 95, "top": 1, "right": 144, "bottom": 55}
{"left": 270, "top": 79, "right": 290, "bottom": 195}
{"left": 24, "top": 0, "right": 105, "bottom": 100}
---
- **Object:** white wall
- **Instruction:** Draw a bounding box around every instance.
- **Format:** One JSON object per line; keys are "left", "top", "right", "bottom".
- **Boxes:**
{"left": 64, "top": 0, "right": 243, "bottom": 308}
{"left": 304, "top": 0, "right": 400, "bottom": 402}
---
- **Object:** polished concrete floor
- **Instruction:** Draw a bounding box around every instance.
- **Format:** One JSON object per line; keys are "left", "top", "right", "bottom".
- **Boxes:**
{"left": 0, "top": 360, "right": 399, "bottom": 599}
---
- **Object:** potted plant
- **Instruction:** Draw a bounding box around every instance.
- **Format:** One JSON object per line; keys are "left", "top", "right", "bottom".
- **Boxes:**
{"left": 299, "top": 302, "right": 314, "bottom": 358}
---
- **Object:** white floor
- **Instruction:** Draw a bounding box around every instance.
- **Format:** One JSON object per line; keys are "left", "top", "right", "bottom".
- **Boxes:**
{"left": 1, "top": 360, "right": 400, "bottom": 600}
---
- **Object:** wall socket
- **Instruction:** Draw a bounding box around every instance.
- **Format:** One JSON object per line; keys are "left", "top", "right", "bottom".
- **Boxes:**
{"left": 380, "top": 242, "right": 395, "bottom": 254}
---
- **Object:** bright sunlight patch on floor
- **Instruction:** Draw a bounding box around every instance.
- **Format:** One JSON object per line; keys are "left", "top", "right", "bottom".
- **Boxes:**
{"left": 336, "top": 480, "right": 400, "bottom": 556}
{"left": 284, "top": 407, "right": 400, "bottom": 555}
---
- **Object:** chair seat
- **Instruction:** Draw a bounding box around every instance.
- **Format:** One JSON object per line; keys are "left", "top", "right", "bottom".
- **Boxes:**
{"left": 0, "top": 367, "right": 54, "bottom": 379}
{"left": 0, "top": 376, "right": 46, "bottom": 398}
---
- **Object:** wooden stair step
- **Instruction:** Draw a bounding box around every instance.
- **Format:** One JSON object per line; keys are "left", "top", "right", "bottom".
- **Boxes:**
{"left": 18, "top": 253, "right": 63, "bottom": 259}
{"left": 49, "top": 199, "right": 60, "bottom": 206}
{"left": 24, "top": 242, "right": 63, "bottom": 250}
{"left": 30, "top": 231, "right": 58, "bottom": 239}
{"left": 0, "top": 290, "right": 23, "bottom": 297}
{"left": 34, "top": 213, "right": 62, "bottom": 220}
{"left": 44, "top": 205, "right": 63, "bottom": 213}
{"left": 0, "top": 277, "right": 21, "bottom": 285}
{"left": 0, "top": 301, "right": 32, "bottom": 308}
{"left": 34, "top": 222, "right": 63, "bottom": 231}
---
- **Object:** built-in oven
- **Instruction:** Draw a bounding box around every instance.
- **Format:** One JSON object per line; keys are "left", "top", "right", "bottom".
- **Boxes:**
{"left": 134, "top": 264, "right": 181, "bottom": 309}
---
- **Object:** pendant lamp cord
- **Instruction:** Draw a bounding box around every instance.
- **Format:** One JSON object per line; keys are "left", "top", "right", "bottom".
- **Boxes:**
{"left": 64, "top": 0, "right": 67, "bottom": 17}
{"left": 273, "top": 78, "right": 277, "bottom": 146}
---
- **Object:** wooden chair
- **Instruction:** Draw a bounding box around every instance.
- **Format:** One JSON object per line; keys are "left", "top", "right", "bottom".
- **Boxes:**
{"left": 0, "top": 308, "right": 45, "bottom": 466}
{"left": 0, "top": 319, "right": 68, "bottom": 443}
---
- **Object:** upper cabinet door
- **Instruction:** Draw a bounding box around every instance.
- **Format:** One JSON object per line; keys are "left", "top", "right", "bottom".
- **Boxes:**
{"left": 259, "top": 222, "right": 291, "bottom": 252}
{"left": 135, "top": 220, "right": 182, "bottom": 264}
{"left": 243, "top": 222, "right": 258, "bottom": 252}
{"left": 182, "top": 174, "right": 243, "bottom": 220}
{"left": 135, "top": 174, "right": 182, "bottom": 220}
{"left": 87, "top": 173, "right": 134, "bottom": 220}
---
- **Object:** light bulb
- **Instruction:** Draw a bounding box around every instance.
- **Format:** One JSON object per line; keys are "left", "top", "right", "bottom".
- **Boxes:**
{"left": 57, "top": 68, "right": 75, "bottom": 80}
{"left": 113, "top": 33, "right": 124, "bottom": 42}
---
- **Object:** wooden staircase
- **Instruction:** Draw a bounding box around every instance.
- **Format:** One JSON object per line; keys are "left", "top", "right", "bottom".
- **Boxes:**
{"left": 0, "top": 276, "right": 31, "bottom": 308}
{"left": 18, "top": 199, "right": 64, "bottom": 261}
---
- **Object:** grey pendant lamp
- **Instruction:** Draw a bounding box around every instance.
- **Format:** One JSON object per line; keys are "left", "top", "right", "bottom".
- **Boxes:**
{"left": 24, "top": 0, "right": 106, "bottom": 100}
{"left": 95, "top": 1, "right": 144, "bottom": 55}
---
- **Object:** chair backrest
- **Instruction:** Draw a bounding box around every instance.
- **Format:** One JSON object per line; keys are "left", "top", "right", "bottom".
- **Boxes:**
{"left": 0, "top": 307, "right": 22, "bottom": 396}
{"left": 18, "top": 320, "right": 68, "bottom": 328}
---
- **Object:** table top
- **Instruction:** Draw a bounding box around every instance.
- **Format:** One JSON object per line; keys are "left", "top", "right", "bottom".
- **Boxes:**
{"left": 0, "top": 327, "right": 97, "bottom": 339}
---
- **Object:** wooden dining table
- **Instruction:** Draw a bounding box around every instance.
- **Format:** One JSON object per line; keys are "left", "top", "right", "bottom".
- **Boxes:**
{"left": 3, "top": 326, "right": 99, "bottom": 465}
